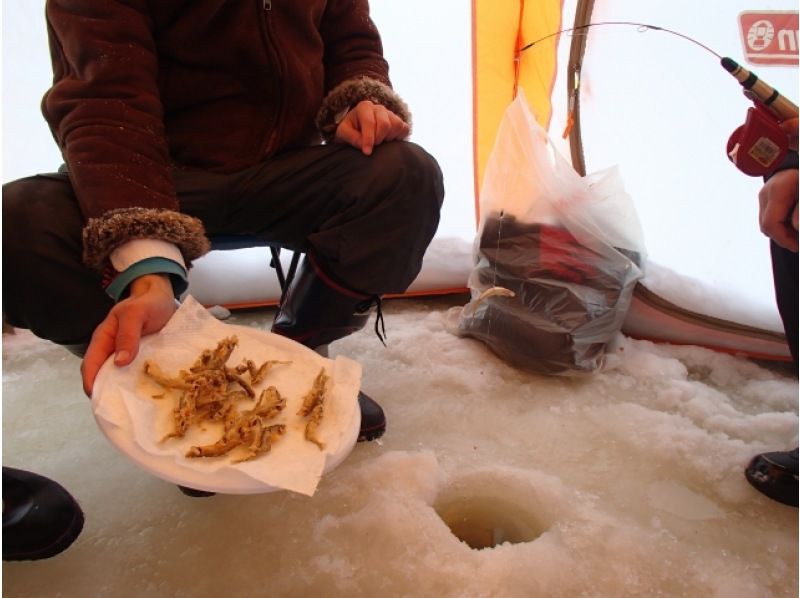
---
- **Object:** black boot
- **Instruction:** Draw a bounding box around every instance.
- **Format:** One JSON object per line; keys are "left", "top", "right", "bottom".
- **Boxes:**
{"left": 272, "top": 257, "right": 380, "bottom": 348}
{"left": 3, "top": 467, "right": 85, "bottom": 561}
{"left": 272, "top": 257, "right": 386, "bottom": 441}
{"left": 745, "top": 448, "right": 799, "bottom": 507}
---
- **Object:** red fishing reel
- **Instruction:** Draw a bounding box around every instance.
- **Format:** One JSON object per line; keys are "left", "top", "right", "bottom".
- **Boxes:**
{"left": 727, "top": 101, "right": 789, "bottom": 177}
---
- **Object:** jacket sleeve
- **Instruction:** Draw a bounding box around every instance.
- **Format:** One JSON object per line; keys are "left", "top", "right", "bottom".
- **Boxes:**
{"left": 315, "top": 0, "right": 411, "bottom": 141}
{"left": 42, "top": 0, "right": 209, "bottom": 269}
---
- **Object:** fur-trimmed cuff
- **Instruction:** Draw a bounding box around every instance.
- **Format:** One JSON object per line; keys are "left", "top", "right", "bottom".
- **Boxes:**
{"left": 82, "top": 207, "right": 210, "bottom": 270}
{"left": 316, "top": 77, "right": 411, "bottom": 142}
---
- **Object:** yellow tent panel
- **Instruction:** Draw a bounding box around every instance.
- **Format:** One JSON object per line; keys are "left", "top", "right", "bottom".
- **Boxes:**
{"left": 472, "top": 0, "right": 563, "bottom": 215}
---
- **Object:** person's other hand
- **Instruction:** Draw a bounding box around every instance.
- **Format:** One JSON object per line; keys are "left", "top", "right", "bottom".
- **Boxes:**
{"left": 81, "top": 273, "right": 177, "bottom": 397}
{"left": 335, "top": 100, "right": 410, "bottom": 155}
{"left": 758, "top": 168, "right": 799, "bottom": 252}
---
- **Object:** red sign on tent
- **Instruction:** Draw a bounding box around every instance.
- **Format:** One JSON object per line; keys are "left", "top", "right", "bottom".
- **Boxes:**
{"left": 738, "top": 11, "right": 799, "bottom": 66}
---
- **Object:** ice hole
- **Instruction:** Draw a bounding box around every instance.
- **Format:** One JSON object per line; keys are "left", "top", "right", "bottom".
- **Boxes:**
{"left": 434, "top": 480, "right": 552, "bottom": 550}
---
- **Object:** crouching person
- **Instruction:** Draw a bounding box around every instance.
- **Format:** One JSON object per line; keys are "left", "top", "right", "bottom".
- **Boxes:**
{"left": 2, "top": 0, "right": 444, "bottom": 557}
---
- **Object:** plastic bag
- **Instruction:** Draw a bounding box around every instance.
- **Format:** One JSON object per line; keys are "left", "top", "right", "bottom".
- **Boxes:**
{"left": 451, "top": 90, "right": 646, "bottom": 375}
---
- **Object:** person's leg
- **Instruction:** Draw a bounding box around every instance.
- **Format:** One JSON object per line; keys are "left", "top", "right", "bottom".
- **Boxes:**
{"left": 210, "top": 141, "right": 444, "bottom": 442}
{"left": 744, "top": 241, "right": 799, "bottom": 507}
{"left": 3, "top": 167, "right": 236, "bottom": 346}
{"left": 3, "top": 174, "right": 226, "bottom": 504}
{"left": 770, "top": 241, "right": 798, "bottom": 365}
{"left": 3, "top": 173, "right": 113, "bottom": 345}
{"left": 4, "top": 142, "right": 444, "bottom": 342}
{"left": 215, "top": 140, "right": 443, "bottom": 345}
{"left": 208, "top": 141, "right": 444, "bottom": 295}
{"left": 187, "top": 143, "right": 445, "bottom": 476}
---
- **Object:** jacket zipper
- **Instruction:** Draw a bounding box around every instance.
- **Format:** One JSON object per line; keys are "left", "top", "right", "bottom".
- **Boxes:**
{"left": 259, "top": 0, "right": 283, "bottom": 154}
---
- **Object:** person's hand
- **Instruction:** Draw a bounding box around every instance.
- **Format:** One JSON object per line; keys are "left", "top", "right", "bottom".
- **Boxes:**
{"left": 334, "top": 100, "right": 410, "bottom": 155}
{"left": 758, "top": 168, "right": 799, "bottom": 252}
{"left": 780, "top": 117, "right": 798, "bottom": 151}
{"left": 81, "top": 273, "right": 177, "bottom": 397}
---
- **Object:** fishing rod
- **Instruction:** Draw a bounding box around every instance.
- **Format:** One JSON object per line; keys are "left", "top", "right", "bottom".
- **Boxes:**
{"left": 520, "top": 21, "right": 798, "bottom": 176}
{"left": 520, "top": 20, "right": 722, "bottom": 58}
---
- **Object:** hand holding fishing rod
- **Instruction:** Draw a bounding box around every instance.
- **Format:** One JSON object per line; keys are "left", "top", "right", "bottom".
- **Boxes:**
{"left": 722, "top": 57, "right": 798, "bottom": 177}
{"left": 723, "top": 58, "right": 799, "bottom": 250}
{"left": 721, "top": 57, "right": 798, "bottom": 121}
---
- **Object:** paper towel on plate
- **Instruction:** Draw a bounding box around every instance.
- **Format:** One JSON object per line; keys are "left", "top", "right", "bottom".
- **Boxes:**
{"left": 92, "top": 296, "right": 361, "bottom": 496}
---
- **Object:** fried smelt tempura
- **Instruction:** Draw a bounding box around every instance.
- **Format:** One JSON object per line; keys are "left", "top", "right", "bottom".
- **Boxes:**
{"left": 304, "top": 403, "right": 325, "bottom": 450}
{"left": 224, "top": 369, "right": 255, "bottom": 398}
{"left": 297, "top": 368, "right": 328, "bottom": 450}
{"left": 143, "top": 361, "right": 191, "bottom": 390}
{"left": 185, "top": 428, "right": 241, "bottom": 458}
{"left": 298, "top": 368, "right": 327, "bottom": 416}
{"left": 164, "top": 383, "right": 199, "bottom": 439}
{"left": 235, "top": 359, "right": 292, "bottom": 386}
{"left": 189, "top": 335, "right": 239, "bottom": 372}
{"left": 233, "top": 423, "right": 286, "bottom": 463}
{"left": 144, "top": 337, "right": 290, "bottom": 460}
{"left": 248, "top": 386, "right": 287, "bottom": 420}
{"left": 186, "top": 412, "right": 286, "bottom": 462}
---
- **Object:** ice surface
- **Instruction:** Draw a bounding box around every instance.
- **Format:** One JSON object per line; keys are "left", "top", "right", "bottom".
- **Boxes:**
{"left": 2, "top": 296, "right": 797, "bottom": 597}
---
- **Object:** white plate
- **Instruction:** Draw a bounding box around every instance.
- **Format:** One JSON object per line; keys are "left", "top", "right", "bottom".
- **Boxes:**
{"left": 91, "top": 322, "right": 360, "bottom": 495}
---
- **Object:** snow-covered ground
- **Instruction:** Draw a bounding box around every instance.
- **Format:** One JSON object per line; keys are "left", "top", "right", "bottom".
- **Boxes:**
{"left": 3, "top": 296, "right": 797, "bottom": 597}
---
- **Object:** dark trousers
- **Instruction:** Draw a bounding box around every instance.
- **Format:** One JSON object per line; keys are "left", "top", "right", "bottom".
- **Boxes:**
{"left": 771, "top": 241, "right": 799, "bottom": 368}
{"left": 2, "top": 141, "right": 444, "bottom": 345}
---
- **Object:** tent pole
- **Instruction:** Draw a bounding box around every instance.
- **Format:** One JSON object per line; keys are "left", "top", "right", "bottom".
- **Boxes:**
{"left": 566, "top": 0, "right": 595, "bottom": 176}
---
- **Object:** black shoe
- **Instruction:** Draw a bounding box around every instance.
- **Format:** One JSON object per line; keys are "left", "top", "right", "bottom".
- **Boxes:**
{"left": 2, "top": 467, "right": 84, "bottom": 561}
{"left": 178, "top": 485, "right": 216, "bottom": 498}
{"left": 745, "top": 448, "right": 798, "bottom": 507}
{"left": 357, "top": 392, "right": 386, "bottom": 442}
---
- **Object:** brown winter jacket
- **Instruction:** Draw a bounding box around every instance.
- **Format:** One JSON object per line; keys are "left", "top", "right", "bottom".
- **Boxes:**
{"left": 42, "top": 0, "right": 410, "bottom": 269}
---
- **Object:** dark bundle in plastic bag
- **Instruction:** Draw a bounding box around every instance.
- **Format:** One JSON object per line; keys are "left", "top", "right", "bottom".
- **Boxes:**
{"left": 458, "top": 214, "right": 642, "bottom": 374}
{"left": 451, "top": 92, "right": 646, "bottom": 375}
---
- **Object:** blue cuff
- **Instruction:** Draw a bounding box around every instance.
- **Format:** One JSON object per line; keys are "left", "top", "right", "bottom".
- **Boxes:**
{"left": 105, "top": 257, "right": 188, "bottom": 302}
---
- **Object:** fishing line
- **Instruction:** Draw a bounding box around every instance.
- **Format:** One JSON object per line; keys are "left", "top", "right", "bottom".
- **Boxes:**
{"left": 517, "top": 20, "right": 797, "bottom": 138}
{"left": 517, "top": 21, "right": 727, "bottom": 140}
{"left": 519, "top": 21, "right": 722, "bottom": 59}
